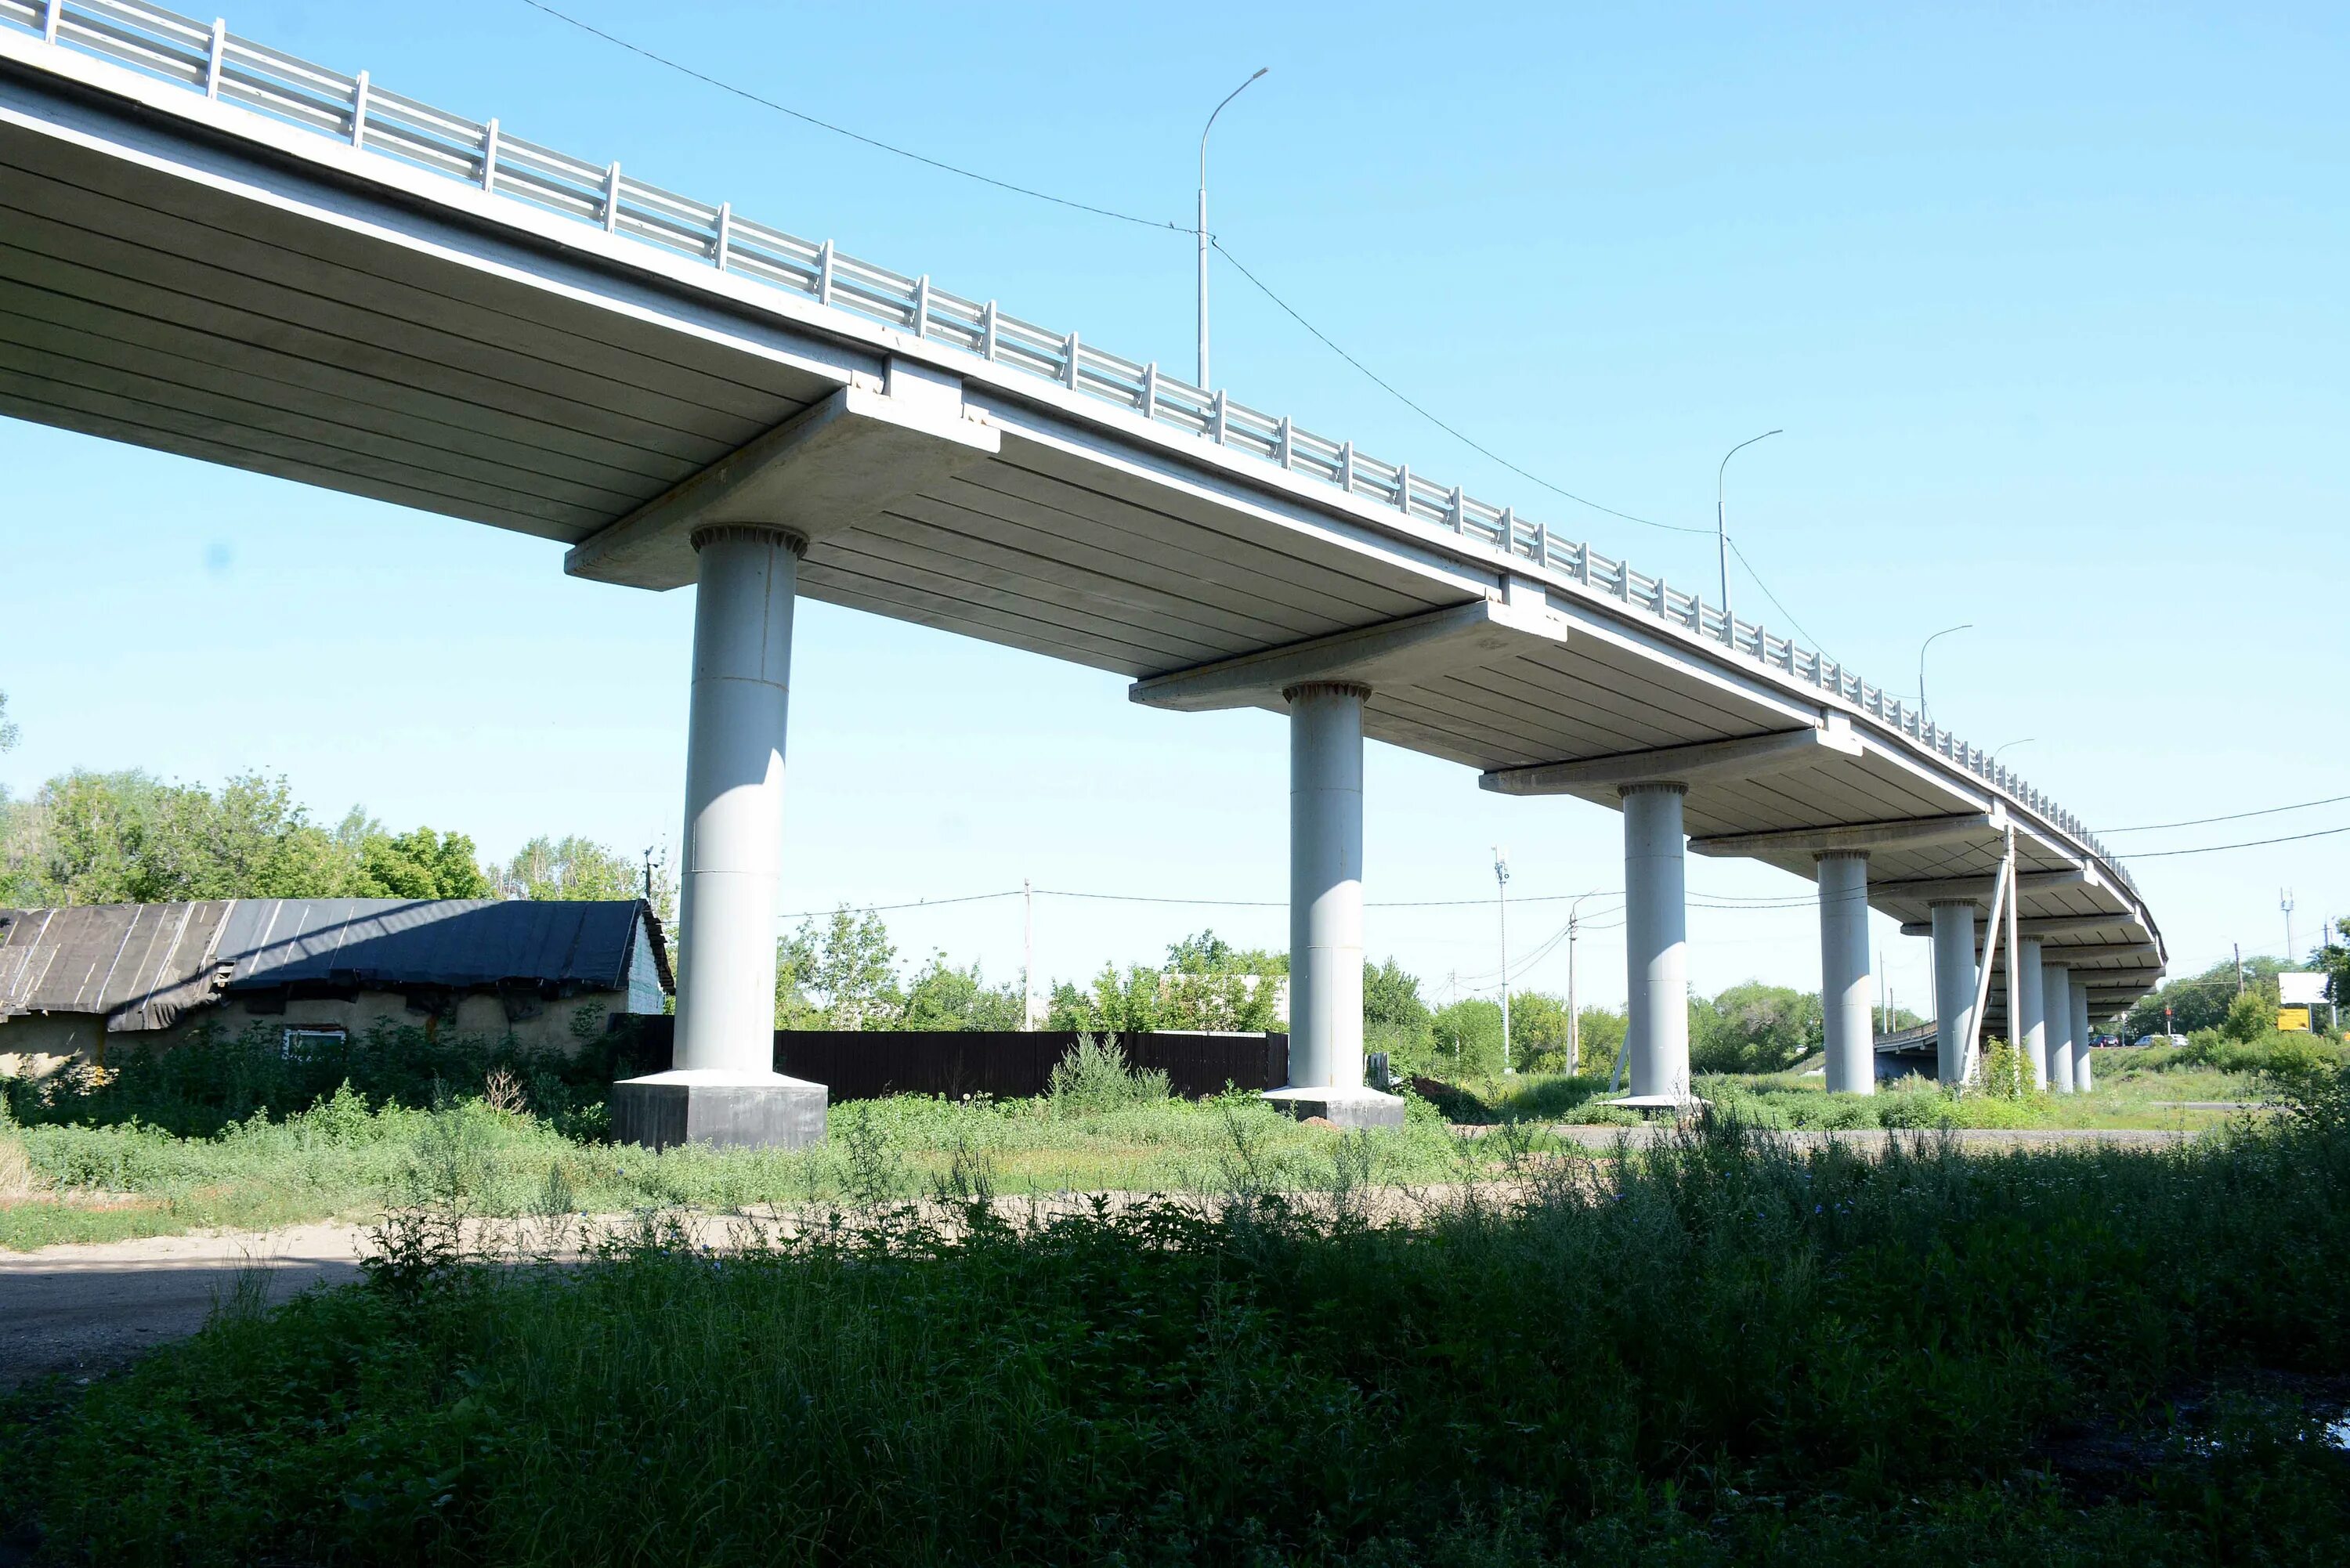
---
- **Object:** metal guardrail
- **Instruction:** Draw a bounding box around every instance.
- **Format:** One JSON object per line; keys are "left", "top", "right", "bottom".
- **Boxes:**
{"left": 0, "top": 0, "right": 2138, "bottom": 898}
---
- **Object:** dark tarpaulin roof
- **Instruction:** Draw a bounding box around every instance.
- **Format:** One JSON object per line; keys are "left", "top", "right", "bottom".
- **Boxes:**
{"left": 0, "top": 901, "right": 237, "bottom": 1031}
{"left": 0, "top": 899, "right": 669, "bottom": 1033}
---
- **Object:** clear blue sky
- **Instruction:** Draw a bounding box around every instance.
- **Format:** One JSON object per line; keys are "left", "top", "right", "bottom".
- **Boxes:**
{"left": 5, "top": 1, "right": 2345, "bottom": 1017}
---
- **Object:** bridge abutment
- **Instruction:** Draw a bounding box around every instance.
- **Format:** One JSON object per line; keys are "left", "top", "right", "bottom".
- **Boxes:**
{"left": 612, "top": 525, "right": 826, "bottom": 1151}
{"left": 1817, "top": 851, "right": 1875, "bottom": 1095}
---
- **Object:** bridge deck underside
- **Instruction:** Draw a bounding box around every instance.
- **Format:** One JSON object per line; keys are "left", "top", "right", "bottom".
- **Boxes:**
{"left": 0, "top": 65, "right": 2158, "bottom": 995}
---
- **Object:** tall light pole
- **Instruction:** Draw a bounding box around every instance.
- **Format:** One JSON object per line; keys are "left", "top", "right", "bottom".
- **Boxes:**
{"left": 1493, "top": 847, "right": 1513, "bottom": 1076}
{"left": 1715, "top": 429, "right": 1781, "bottom": 624}
{"left": 1198, "top": 67, "right": 1267, "bottom": 390}
{"left": 1917, "top": 623, "right": 1972, "bottom": 728}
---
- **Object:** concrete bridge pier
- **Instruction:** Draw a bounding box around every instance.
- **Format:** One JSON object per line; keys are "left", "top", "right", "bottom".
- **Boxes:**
{"left": 612, "top": 525, "right": 827, "bottom": 1150}
{"left": 2043, "top": 962, "right": 2076, "bottom": 1093}
{"left": 1621, "top": 782, "right": 1692, "bottom": 1104}
{"left": 2016, "top": 936, "right": 2048, "bottom": 1088}
{"left": 2070, "top": 983, "right": 2095, "bottom": 1093}
{"left": 1930, "top": 900, "right": 1979, "bottom": 1084}
{"left": 1817, "top": 851, "right": 1875, "bottom": 1094}
{"left": 1264, "top": 681, "right": 1402, "bottom": 1128}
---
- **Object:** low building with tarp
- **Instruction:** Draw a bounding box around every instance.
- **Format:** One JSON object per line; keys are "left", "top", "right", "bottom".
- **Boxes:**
{"left": 0, "top": 898, "right": 670, "bottom": 1079}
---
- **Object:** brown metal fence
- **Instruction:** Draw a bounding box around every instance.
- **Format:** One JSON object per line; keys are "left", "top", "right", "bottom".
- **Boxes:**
{"left": 615, "top": 1018, "right": 1286, "bottom": 1102}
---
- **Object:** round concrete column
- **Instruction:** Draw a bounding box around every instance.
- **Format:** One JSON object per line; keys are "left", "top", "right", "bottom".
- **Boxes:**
{"left": 2043, "top": 963, "right": 2075, "bottom": 1093}
{"left": 2015, "top": 936, "right": 2047, "bottom": 1089}
{"left": 1286, "top": 682, "right": 1365, "bottom": 1092}
{"left": 674, "top": 525, "right": 801, "bottom": 1072}
{"left": 1929, "top": 900, "right": 1978, "bottom": 1084}
{"left": 2071, "top": 982, "right": 2095, "bottom": 1093}
{"left": 1817, "top": 851, "right": 1874, "bottom": 1095}
{"left": 1622, "top": 782, "right": 1690, "bottom": 1102}
{"left": 610, "top": 526, "right": 826, "bottom": 1152}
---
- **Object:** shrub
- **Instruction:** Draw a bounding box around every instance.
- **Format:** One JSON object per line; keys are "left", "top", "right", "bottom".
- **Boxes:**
{"left": 1, "top": 1017, "right": 656, "bottom": 1139}
{"left": 1045, "top": 1034, "right": 1170, "bottom": 1115}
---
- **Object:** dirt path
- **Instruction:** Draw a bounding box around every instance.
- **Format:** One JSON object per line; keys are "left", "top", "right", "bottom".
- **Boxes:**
{"left": 0, "top": 1222, "right": 371, "bottom": 1391}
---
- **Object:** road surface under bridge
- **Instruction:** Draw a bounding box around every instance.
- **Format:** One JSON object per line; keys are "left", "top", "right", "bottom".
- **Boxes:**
{"left": 0, "top": 1, "right": 2162, "bottom": 1137}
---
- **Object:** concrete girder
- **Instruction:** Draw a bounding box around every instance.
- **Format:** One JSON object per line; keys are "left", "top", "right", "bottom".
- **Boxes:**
{"left": 566, "top": 363, "right": 1001, "bottom": 591}
{"left": 1973, "top": 941, "right": 2162, "bottom": 966}
{"left": 1896, "top": 911, "right": 2142, "bottom": 939}
{"left": 1478, "top": 718, "right": 1860, "bottom": 797}
{"left": 1689, "top": 810, "right": 2007, "bottom": 859}
{"left": 1870, "top": 867, "right": 2095, "bottom": 902}
{"left": 1127, "top": 593, "right": 1568, "bottom": 714}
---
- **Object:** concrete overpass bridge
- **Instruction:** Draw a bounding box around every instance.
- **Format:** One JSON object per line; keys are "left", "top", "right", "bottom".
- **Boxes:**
{"left": 0, "top": 1, "right": 2163, "bottom": 1140}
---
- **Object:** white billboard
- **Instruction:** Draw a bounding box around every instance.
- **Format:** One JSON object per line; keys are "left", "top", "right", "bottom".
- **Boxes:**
{"left": 2279, "top": 972, "right": 2330, "bottom": 1006}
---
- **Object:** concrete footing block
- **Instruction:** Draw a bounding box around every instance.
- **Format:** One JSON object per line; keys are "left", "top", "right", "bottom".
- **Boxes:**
{"left": 1261, "top": 1085, "right": 1408, "bottom": 1129}
{"left": 611, "top": 1068, "right": 827, "bottom": 1151}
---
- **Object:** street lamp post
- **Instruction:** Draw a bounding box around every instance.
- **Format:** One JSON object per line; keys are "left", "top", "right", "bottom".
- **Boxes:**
{"left": 1917, "top": 623, "right": 1972, "bottom": 728}
{"left": 1715, "top": 429, "right": 1782, "bottom": 625}
{"left": 1197, "top": 67, "right": 1267, "bottom": 389}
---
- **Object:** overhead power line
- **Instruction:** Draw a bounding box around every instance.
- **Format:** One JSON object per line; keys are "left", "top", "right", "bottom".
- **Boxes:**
{"left": 514, "top": 0, "right": 1184, "bottom": 231}
{"left": 1209, "top": 238, "right": 1711, "bottom": 538}
{"left": 2119, "top": 822, "right": 2350, "bottom": 860}
{"left": 2099, "top": 792, "right": 2350, "bottom": 835}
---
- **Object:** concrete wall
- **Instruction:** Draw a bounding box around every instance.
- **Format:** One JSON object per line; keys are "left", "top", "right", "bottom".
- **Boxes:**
{"left": 2, "top": 988, "right": 642, "bottom": 1080}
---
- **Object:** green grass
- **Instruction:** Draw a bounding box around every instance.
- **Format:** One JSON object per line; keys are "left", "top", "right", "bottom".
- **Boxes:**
{"left": 1420, "top": 1043, "right": 2298, "bottom": 1133}
{"left": 0, "top": 1082, "right": 1502, "bottom": 1251}
{"left": 6, "top": 1087, "right": 2349, "bottom": 1565}
{"left": 1, "top": 1030, "right": 2311, "bottom": 1252}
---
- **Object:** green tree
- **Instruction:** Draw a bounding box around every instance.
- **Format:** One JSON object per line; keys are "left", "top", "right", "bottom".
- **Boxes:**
{"left": 1574, "top": 1006, "right": 1628, "bottom": 1078}
{"left": 1363, "top": 956, "right": 1435, "bottom": 1073}
{"left": 776, "top": 906, "right": 902, "bottom": 1029}
{"left": 1690, "top": 982, "right": 1821, "bottom": 1075}
{"left": 2219, "top": 985, "right": 2278, "bottom": 1045}
{"left": 1047, "top": 930, "right": 1285, "bottom": 1035}
{"left": 1503, "top": 991, "right": 1574, "bottom": 1074}
{"left": 352, "top": 826, "right": 490, "bottom": 898}
{"left": 5, "top": 770, "right": 350, "bottom": 904}
{"left": 501, "top": 836, "right": 645, "bottom": 901}
{"left": 1429, "top": 997, "right": 1505, "bottom": 1078}
{"left": 901, "top": 954, "right": 1025, "bottom": 1031}
{"left": 2124, "top": 956, "right": 2290, "bottom": 1040}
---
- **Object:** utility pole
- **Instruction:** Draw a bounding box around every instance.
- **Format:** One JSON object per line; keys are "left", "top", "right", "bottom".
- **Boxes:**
{"left": 1023, "top": 878, "right": 1036, "bottom": 1030}
{"left": 2283, "top": 888, "right": 2297, "bottom": 963}
{"left": 1196, "top": 67, "right": 1267, "bottom": 389}
{"left": 1493, "top": 847, "right": 1513, "bottom": 1075}
{"left": 2236, "top": 943, "right": 2244, "bottom": 995}
{"left": 1566, "top": 906, "right": 1578, "bottom": 1075}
